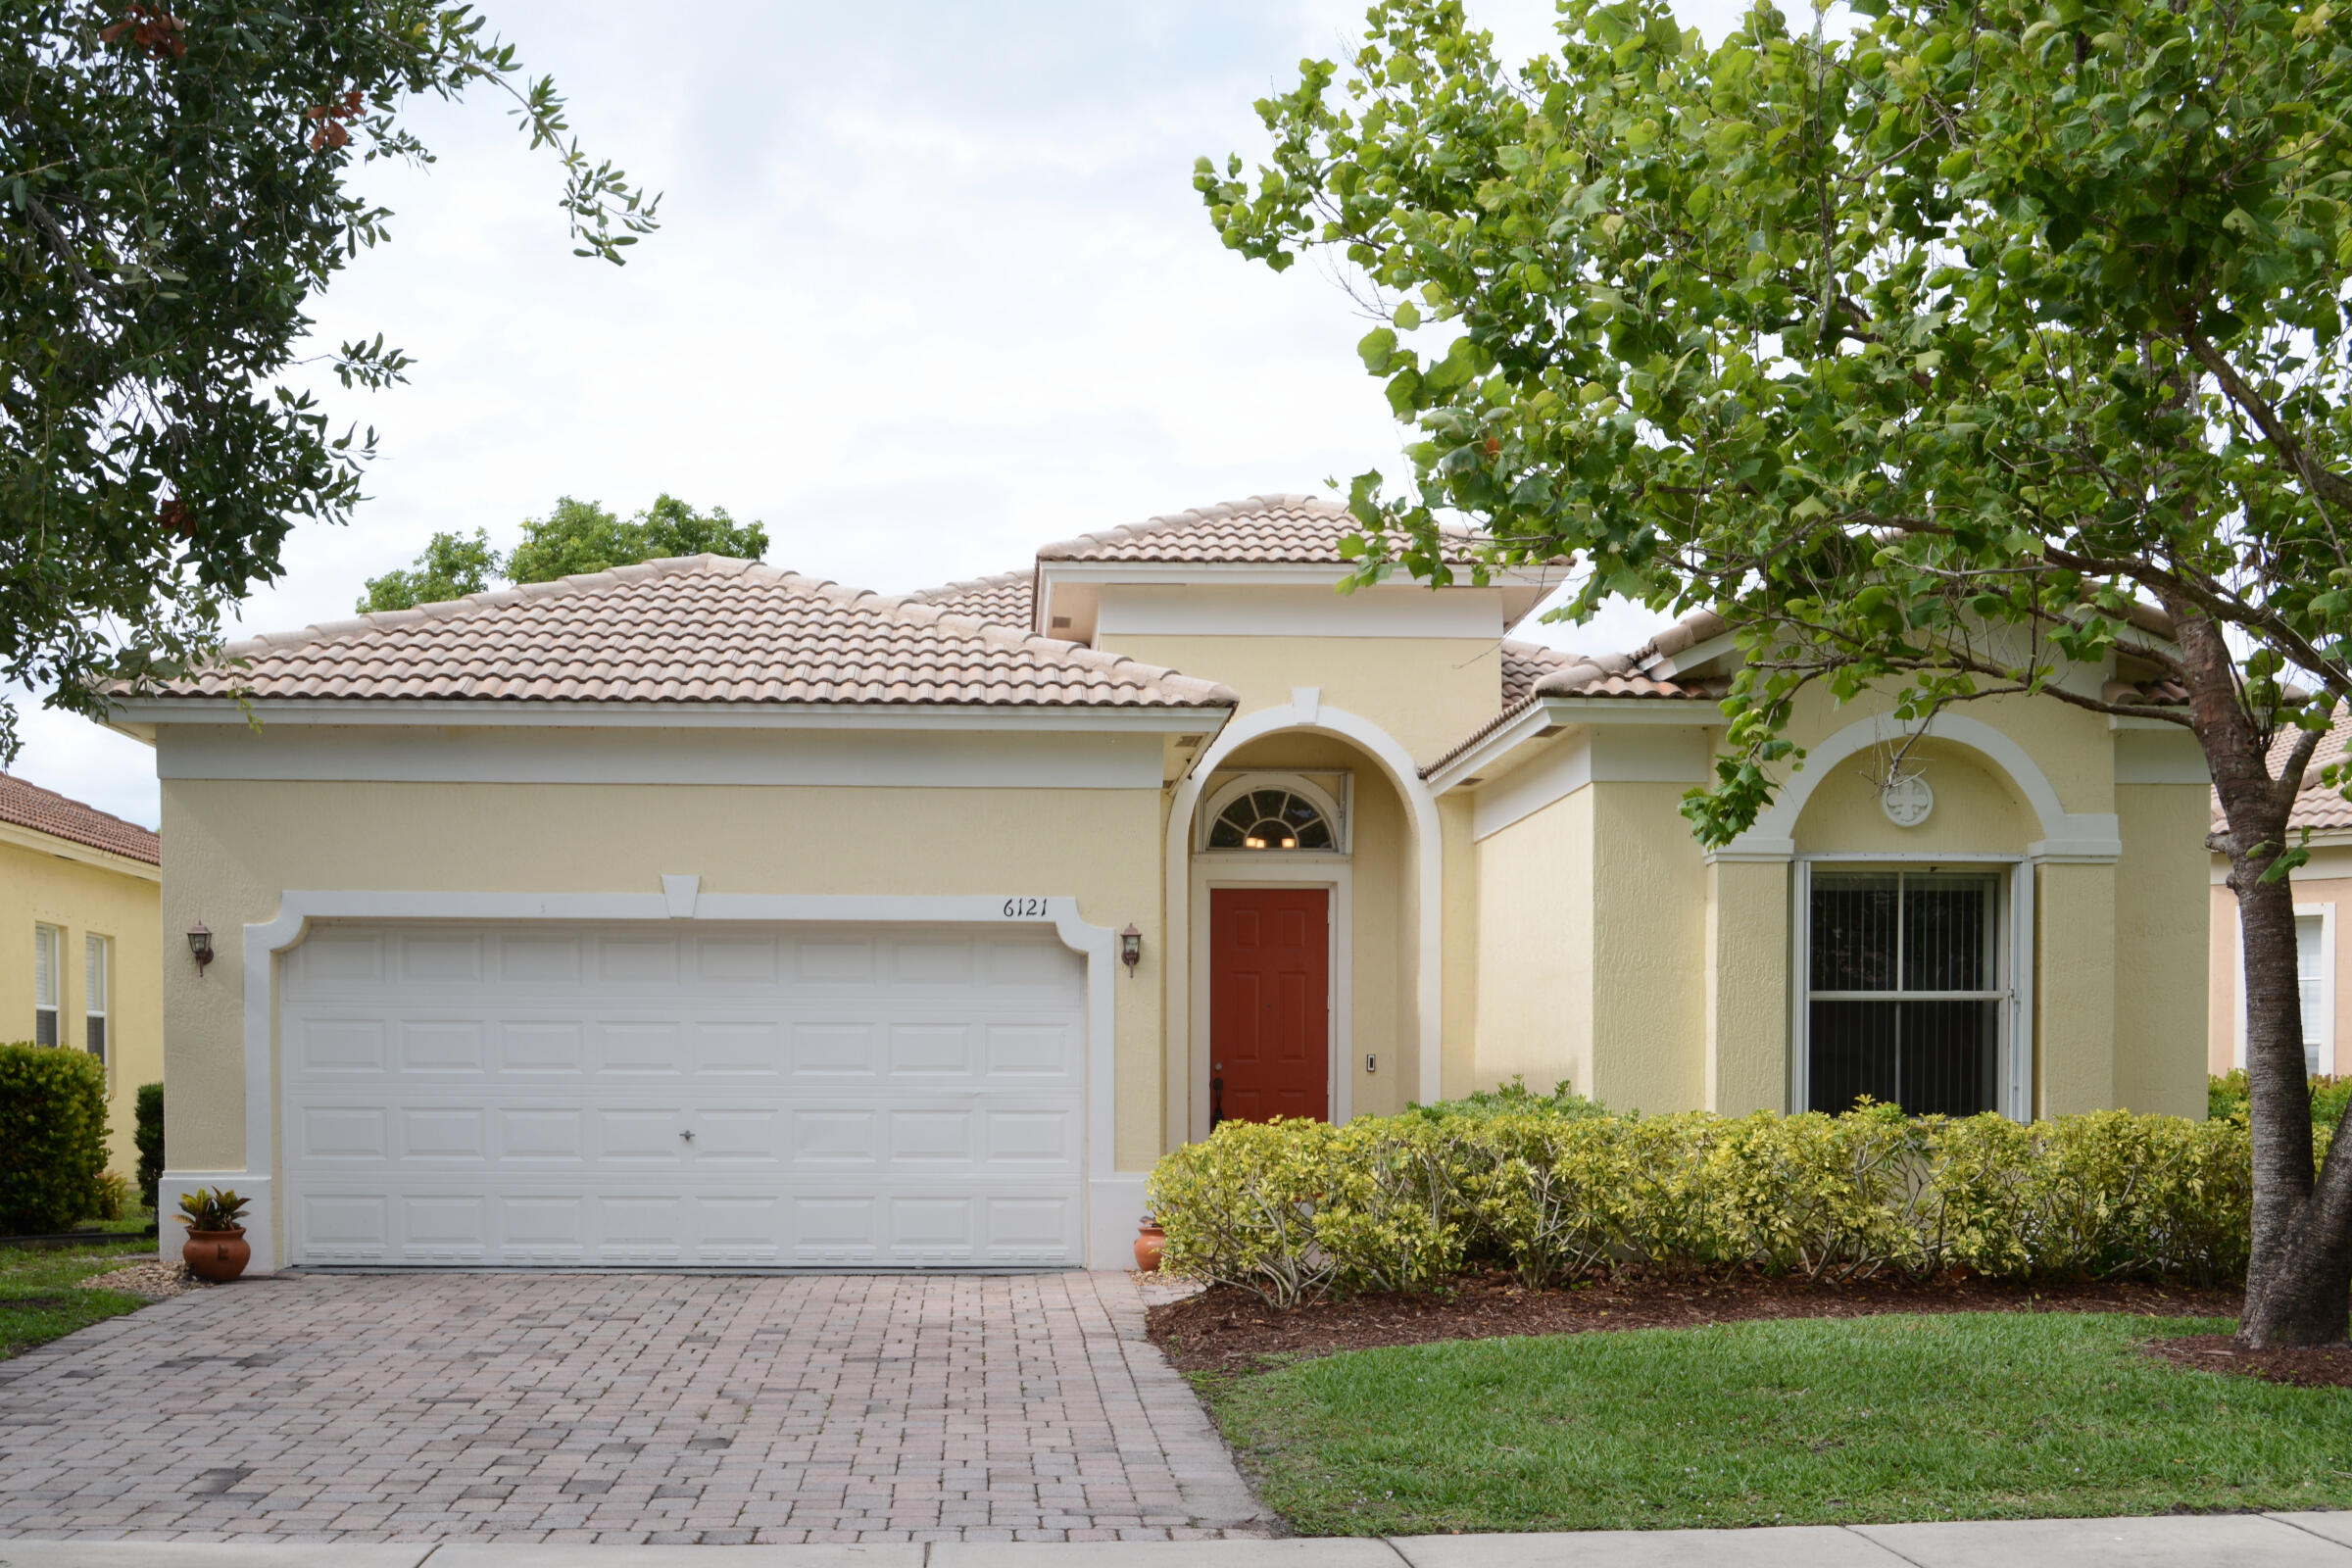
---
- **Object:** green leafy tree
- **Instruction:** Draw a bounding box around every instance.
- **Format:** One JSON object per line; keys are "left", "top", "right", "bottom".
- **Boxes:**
{"left": 356, "top": 496, "right": 767, "bottom": 612}
{"left": 1203, "top": 0, "right": 2352, "bottom": 1344}
{"left": 3, "top": 1, "right": 660, "bottom": 757}
{"left": 503, "top": 493, "right": 768, "bottom": 584}
{"left": 355, "top": 527, "right": 500, "bottom": 612}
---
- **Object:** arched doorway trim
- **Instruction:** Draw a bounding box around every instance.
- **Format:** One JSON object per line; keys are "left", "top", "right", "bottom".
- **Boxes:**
{"left": 1163, "top": 691, "right": 1444, "bottom": 1146}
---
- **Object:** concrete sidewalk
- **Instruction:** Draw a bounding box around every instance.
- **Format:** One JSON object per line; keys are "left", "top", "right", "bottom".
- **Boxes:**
{"left": 3, "top": 1514, "right": 2351, "bottom": 1565}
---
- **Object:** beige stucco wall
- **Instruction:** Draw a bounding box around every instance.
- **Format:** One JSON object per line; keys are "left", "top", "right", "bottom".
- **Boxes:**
{"left": 0, "top": 830, "right": 163, "bottom": 1183}
{"left": 1590, "top": 782, "right": 1708, "bottom": 1111}
{"left": 1473, "top": 785, "right": 1594, "bottom": 1098}
{"left": 1099, "top": 635, "right": 1502, "bottom": 767}
{"left": 1706, "top": 858, "right": 1788, "bottom": 1113}
{"left": 159, "top": 774, "right": 1169, "bottom": 1181}
{"left": 1439, "top": 793, "right": 1480, "bottom": 1102}
{"left": 2035, "top": 860, "right": 2119, "bottom": 1114}
{"left": 2112, "top": 783, "right": 2209, "bottom": 1115}
{"left": 1209, "top": 733, "right": 1410, "bottom": 1118}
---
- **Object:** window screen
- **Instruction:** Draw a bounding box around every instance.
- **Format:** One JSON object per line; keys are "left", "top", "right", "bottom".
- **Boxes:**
{"left": 33, "top": 924, "right": 60, "bottom": 1048}
{"left": 1808, "top": 871, "right": 2002, "bottom": 1116}
{"left": 85, "top": 934, "right": 109, "bottom": 1068}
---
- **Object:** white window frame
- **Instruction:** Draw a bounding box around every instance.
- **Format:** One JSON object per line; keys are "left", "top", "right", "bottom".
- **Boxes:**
{"left": 32, "top": 922, "right": 61, "bottom": 1048}
{"left": 1790, "top": 856, "right": 2031, "bottom": 1120}
{"left": 84, "top": 932, "right": 111, "bottom": 1075}
{"left": 2233, "top": 902, "right": 2334, "bottom": 1077}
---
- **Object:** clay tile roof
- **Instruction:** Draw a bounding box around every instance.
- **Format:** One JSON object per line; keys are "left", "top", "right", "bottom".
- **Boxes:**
{"left": 1035, "top": 493, "right": 1487, "bottom": 566}
{"left": 904, "top": 568, "right": 1034, "bottom": 630}
{"left": 2218, "top": 712, "right": 2352, "bottom": 836}
{"left": 142, "top": 556, "right": 1236, "bottom": 710}
{"left": 1499, "top": 640, "right": 1573, "bottom": 707}
{"left": 0, "top": 774, "right": 160, "bottom": 865}
{"left": 1427, "top": 639, "right": 1724, "bottom": 779}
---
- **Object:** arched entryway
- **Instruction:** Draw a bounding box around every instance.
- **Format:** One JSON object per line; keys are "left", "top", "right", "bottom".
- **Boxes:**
{"left": 1161, "top": 699, "right": 1441, "bottom": 1145}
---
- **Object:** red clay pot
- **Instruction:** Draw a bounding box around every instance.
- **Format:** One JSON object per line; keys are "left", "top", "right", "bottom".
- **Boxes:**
{"left": 1134, "top": 1221, "right": 1167, "bottom": 1273}
{"left": 181, "top": 1228, "right": 250, "bottom": 1283}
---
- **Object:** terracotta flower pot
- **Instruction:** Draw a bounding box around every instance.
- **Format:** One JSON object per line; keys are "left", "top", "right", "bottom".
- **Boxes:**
{"left": 181, "top": 1227, "right": 250, "bottom": 1283}
{"left": 1134, "top": 1221, "right": 1167, "bottom": 1273}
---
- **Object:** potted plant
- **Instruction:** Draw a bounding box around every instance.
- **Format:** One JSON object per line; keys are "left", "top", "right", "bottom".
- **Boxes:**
{"left": 1134, "top": 1213, "right": 1166, "bottom": 1273}
{"left": 176, "top": 1187, "right": 252, "bottom": 1283}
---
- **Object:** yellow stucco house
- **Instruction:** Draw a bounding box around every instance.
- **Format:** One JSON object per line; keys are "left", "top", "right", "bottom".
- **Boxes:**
{"left": 0, "top": 772, "right": 162, "bottom": 1185}
{"left": 109, "top": 495, "right": 2211, "bottom": 1273}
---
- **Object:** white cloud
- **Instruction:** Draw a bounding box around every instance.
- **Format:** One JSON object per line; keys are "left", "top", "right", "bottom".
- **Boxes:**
{"left": 15, "top": 0, "right": 1733, "bottom": 828}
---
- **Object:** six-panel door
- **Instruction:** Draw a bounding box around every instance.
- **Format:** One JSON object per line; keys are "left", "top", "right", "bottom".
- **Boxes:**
{"left": 1207, "top": 887, "right": 1331, "bottom": 1123}
{"left": 278, "top": 922, "right": 1086, "bottom": 1267}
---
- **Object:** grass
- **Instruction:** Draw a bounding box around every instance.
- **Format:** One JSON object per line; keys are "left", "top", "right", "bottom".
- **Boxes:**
{"left": 1201, "top": 1312, "right": 2352, "bottom": 1535}
{"left": 0, "top": 1212, "right": 160, "bottom": 1360}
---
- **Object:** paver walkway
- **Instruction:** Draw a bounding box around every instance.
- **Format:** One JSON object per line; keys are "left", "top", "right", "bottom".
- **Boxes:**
{"left": 0, "top": 1271, "right": 1271, "bottom": 1545}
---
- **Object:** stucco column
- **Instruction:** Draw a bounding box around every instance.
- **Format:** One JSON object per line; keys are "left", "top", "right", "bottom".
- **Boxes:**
{"left": 1705, "top": 858, "right": 1790, "bottom": 1113}
{"left": 2034, "top": 859, "right": 2119, "bottom": 1115}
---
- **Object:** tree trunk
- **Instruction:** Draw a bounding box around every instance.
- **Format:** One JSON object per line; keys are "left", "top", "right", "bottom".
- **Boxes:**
{"left": 2173, "top": 607, "right": 2352, "bottom": 1347}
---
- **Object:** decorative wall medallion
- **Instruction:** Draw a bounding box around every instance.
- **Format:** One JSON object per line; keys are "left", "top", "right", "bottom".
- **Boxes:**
{"left": 1882, "top": 772, "right": 1935, "bottom": 827}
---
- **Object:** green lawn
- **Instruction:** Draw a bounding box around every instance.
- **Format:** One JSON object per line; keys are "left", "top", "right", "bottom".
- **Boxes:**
{"left": 1203, "top": 1312, "right": 2352, "bottom": 1535}
{"left": 0, "top": 1221, "right": 159, "bottom": 1360}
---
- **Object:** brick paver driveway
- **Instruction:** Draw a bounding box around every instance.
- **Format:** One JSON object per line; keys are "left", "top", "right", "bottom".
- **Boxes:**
{"left": 0, "top": 1271, "right": 1270, "bottom": 1545}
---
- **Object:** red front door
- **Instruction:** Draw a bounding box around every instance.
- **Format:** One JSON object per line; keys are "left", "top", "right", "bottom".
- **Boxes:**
{"left": 1209, "top": 887, "right": 1330, "bottom": 1124}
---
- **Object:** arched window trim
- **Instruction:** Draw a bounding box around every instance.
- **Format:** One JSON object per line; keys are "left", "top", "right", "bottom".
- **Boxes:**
{"left": 1195, "top": 772, "right": 1349, "bottom": 856}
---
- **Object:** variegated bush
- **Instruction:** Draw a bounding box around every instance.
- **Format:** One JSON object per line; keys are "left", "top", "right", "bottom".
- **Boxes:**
{"left": 1148, "top": 1101, "right": 2291, "bottom": 1303}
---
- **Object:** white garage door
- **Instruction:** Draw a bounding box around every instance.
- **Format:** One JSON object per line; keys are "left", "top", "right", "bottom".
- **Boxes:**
{"left": 279, "top": 921, "right": 1087, "bottom": 1268}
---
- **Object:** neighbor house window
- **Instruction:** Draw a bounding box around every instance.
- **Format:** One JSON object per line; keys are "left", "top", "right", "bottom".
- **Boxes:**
{"left": 32, "top": 923, "right": 60, "bottom": 1047}
{"left": 1206, "top": 788, "right": 1334, "bottom": 851}
{"left": 2296, "top": 910, "right": 2333, "bottom": 1076}
{"left": 1807, "top": 870, "right": 2004, "bottom": 1116}
{"left": 85, "top": 934, "right": 110, "bottom": 1071}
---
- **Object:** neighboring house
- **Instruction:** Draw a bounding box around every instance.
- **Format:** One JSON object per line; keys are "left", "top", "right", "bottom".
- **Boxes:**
{"left": 107, "top": 494, "right": 2212, "bottom": 1273}
{"left": 0, "top": 773, "right": 162, "bottom": 1186}
{"left": 2208, "top": 718, "right": 2350, "bottom": 1077}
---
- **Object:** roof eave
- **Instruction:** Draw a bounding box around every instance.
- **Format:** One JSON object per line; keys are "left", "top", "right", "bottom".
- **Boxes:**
{"left": 1426, "top": 691, "right": 1723, "bottom": 791}
{"left": 110, "top": 696, "right": 1237, "bottom": 735}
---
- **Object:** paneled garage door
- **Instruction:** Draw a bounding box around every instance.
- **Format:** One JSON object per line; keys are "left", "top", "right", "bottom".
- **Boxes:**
{"left": 279, "top": 921, "right": 1087, "bottom": 1268}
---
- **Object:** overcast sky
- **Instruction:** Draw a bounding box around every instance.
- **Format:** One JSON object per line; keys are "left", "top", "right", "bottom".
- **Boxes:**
{"left": 17, "top": 0, "right": 1763, "bottom": 828}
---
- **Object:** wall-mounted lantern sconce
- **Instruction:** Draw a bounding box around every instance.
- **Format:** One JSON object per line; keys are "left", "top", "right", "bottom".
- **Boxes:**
{"left": 187, "top": 922, "right": 214, "bottom": 974}
{"left": 1120, "top": 924, "right": 1143, "bottom": 976}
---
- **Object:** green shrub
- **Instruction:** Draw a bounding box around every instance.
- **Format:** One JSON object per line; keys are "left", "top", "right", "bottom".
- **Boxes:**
{"left": 0, "top": 1043, "right": 109, "bottom": 1234}
{"left": 88, "top": 1169, "right": 127, "bottom": 1222}
{"left": 134, "top": 1081, "right": 164, "bottom": 1212}
{"left": 1407, "top": 1076, "right": 1607, "bottom": 1124}
{"left": 2209, "top": 1069, "right": 2350, "bottom": 1130}
{"left": 1148, "top": 1101, "right": 2292, "bottom": 1303}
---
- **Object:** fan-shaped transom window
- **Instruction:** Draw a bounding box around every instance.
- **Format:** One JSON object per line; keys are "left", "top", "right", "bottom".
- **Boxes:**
{"left": 1208, "top": 788, "right": 1334, "bottom": 851}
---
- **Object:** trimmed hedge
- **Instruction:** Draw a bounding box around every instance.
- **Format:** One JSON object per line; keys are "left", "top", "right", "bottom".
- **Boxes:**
{"left": 135, "top": 1081, "right": 164, "bottom": 1212}
{"left": 0, "top": 1043, "right": 109, "bottom": 1234}
{"left": 2209, "top": 1069, "right": 2351, "bottom": 1131}
{"left": 1148, "top": 1104, "right": 2293, "bottom": 1307}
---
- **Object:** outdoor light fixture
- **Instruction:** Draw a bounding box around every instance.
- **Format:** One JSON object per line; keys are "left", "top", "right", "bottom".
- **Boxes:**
{"left": 1120, "top": 924, "right": 1143, "bottom": 976}
{"left": 187, "top": 922, "right": 214, "bottom": 974}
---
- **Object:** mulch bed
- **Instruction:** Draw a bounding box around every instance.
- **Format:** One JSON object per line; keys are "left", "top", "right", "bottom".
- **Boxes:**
{"left": 1147, "top": 1269, "right": 2245, "bottom": 1377}
{"left": 2143, "top": 1333, "right": 2352, "bottom": 1389}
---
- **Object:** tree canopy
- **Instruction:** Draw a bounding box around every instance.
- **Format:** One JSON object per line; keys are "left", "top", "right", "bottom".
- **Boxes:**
{"left": 1201, "top": 0, "right": 2352, "bottom": 1343}
{"left": 3, "top": 1, "right": 659, "bottom": 757}
{"left": 356, "top": 495, "right": 767, "bottom": 612}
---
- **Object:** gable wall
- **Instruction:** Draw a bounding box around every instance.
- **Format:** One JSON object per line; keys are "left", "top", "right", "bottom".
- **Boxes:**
{"left": 1097, "top": 634, "right": 1503, "bottom": 767}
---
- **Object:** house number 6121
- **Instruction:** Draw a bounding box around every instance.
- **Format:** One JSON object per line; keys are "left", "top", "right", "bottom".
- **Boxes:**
{"left": 1000, "top": 898, "right": 1048, "bottom": 918}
